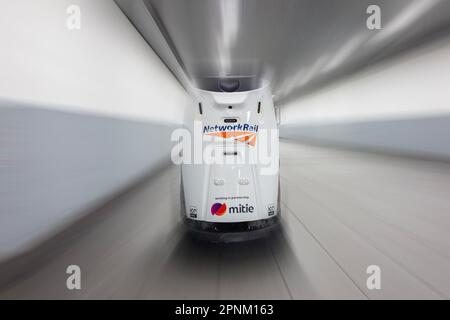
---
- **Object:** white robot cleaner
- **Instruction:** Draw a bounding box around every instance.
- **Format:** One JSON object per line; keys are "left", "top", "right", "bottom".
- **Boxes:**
{"left": 179, "top": 77, "right": 280, "bottom": 242}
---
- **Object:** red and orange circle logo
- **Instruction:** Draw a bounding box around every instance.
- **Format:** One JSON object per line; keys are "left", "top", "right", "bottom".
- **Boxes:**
{"left": 211, "top": 203, "right": 227, "bottom": 216}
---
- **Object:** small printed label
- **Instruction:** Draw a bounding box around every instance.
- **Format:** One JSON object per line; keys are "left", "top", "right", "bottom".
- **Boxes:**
{"left": 268, "top": 204, "right": 275, "bottom": 216}
{"left": 189, "top": 206, "right": 198, "bottom": 218}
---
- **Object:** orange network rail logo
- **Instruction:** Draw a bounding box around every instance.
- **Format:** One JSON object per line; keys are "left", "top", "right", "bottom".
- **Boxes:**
{"left": 206, "top": 131, "right": 257, "bottom": 146}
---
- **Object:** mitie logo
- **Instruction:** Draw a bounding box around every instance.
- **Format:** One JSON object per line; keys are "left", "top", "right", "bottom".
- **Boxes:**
{"left": 211, "top": 203, "right": 254, "bottom": 216}
{"left": 211, "top": 203, "right": 227, "bottom": 216}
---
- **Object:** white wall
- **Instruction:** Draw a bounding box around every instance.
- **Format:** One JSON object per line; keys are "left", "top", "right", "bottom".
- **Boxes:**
{"left": 0, "top": 0, "right": 187, "bottom": 123}
{"left": 281, "top": 37, "right": 450, "bottom": 126}
{"left": 280, "top": 37, "right": 450, "bottom": 159}
{"left": 0, "top": 0, "right": 188, "bottom": 260}
{"left": 0, "top": 103, "right": 179, "bottom": 260}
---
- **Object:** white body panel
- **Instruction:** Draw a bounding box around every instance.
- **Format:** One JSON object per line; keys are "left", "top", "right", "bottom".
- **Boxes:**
{"left": 182, "top": 86, "right": 279, "bottom": 224}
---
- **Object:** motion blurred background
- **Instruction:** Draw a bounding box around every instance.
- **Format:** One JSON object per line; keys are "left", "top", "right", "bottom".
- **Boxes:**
{"left": 0, "top": 0, "right": 450, "bottom": 299}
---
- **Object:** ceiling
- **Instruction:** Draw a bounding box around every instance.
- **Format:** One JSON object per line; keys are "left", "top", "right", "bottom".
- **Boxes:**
{"left": 117, "top": 0, "right": 450, "bottom": 104}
